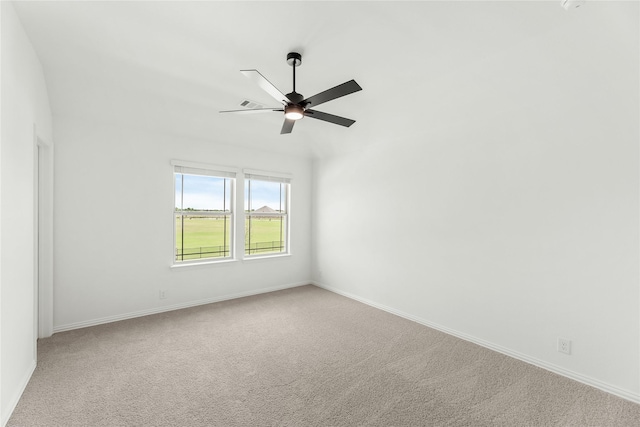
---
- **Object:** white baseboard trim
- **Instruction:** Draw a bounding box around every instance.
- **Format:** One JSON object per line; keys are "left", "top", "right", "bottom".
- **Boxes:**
{"left": 312, "top": 281, "right": 640, "bottom": 404}
{"left": 54, "top": 281, "right": 311, "bottom": 334}
{"left": 2, "top": 359, "right": 36, "bottom": 427}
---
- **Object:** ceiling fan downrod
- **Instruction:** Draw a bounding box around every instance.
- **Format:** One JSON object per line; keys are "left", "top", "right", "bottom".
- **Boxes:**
{"left": 286, "top": 52, "right": 302, "bottom": 94}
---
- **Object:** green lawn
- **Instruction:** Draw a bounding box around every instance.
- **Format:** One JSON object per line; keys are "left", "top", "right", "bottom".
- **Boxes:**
{"left": 245, "top": 217, "right": 286, "bottom": 254}
{"left": 175, "top": 216, "right": 285, "bottom": 260}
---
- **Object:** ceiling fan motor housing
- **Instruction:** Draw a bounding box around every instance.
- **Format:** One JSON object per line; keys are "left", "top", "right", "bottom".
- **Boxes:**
{"left": 286, "top": 92, "right": 305, "bottom": 104}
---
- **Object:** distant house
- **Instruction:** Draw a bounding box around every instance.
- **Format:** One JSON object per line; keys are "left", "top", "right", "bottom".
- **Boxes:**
{"left": 253, "top": 205, "right": 277, "bottom": 219}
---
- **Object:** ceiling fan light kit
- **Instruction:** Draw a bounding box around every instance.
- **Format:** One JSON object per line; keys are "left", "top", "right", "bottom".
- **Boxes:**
{"left": 221, "top": 52, "right": 362, "bottom": 134}
{"left": 284, "top": 104, "right": 304, "bottom": 121}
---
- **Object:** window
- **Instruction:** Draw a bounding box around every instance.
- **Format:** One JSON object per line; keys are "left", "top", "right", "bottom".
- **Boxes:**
{"left": 244, "top": 172, "right": 290, "bottom": 256}
{"left": 174, "top": 164, "right": 235, "bottom": 263}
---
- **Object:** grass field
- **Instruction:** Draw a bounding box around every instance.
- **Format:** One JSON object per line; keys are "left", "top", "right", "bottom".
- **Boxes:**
{"left": 175, "top": 216, "right": 285, "bottom": 260}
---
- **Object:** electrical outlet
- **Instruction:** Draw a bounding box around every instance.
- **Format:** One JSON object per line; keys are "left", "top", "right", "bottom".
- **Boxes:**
{"left": 558, "top": 338, "right": 571, "bottom": 355}
{"left": 159, "top": 290, "right": 166, "bottom": 299}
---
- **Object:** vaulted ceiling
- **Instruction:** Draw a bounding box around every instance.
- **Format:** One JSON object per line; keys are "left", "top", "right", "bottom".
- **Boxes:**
{"left": 12, "top": 1, "right": 626, "bottom": 158}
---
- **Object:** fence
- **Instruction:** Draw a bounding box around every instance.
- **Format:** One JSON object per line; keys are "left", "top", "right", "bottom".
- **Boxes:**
{"left": 175, "top": 240, "right": 285, "bottom": 261}
{"left": 245, "top": 240, "right": 285, "bottom": 255}
{"left": 175, "top": 245, "right": 229, "bottom": 261}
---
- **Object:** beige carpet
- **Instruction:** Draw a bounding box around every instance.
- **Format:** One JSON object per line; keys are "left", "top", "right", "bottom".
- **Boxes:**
{"left": 8, "top": 285, "right": 640, "bottom": 426}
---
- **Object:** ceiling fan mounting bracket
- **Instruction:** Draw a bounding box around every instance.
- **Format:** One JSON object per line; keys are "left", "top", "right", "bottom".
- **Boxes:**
{"left": 286, "top": 52, "right": 302, "bottom": 67}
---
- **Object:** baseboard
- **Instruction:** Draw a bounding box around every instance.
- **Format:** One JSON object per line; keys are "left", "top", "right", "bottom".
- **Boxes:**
{"left": 312, "top": 281, "right": 640, "bottom": 404}
{"left": 2, "top": 359, "right": 36, "bottom": 427}
{"left": 54, "top": 281, "right": 311, "bottom": 334}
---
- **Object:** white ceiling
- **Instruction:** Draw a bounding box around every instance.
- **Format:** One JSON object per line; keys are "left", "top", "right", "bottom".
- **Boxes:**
{"left": 11, "top": 1, "right": 620, "bottom": 158}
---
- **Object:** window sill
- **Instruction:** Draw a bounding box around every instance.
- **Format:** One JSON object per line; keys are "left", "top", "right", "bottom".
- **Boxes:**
{"left": 171, "top": 258, "right": 238, "bottom": 269}
{"left": 242, "top": 253, "right": 291, "bottom": 262}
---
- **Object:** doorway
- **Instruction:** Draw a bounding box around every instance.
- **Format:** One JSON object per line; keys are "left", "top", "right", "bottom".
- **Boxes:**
{"left": 35, "top": 132, "right": 53, "bottom": 338}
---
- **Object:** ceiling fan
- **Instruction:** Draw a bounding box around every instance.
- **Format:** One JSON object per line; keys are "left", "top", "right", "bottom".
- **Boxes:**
{"left": 220, "top": 52, "right": 362, "bottom": 134}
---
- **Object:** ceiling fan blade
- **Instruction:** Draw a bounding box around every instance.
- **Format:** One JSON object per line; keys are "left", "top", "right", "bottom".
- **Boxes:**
{"left": 281, "top": 118, "right": 295, "bottom": 134}
{"left": 240, "top": 70, "right": 289, "bottom": 105}
{"left": 304, "top": 109, "right": 356, "bottom": 127}
{"left": 219, "top": 108, "right": 283, "bottom": 114}
{"left": 303, "top": 80, "right": 362, "bottom": 109}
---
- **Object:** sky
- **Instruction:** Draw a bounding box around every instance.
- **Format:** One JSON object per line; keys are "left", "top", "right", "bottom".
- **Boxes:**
{"left": 175, "top": 174, "right": 285, "bottom": 211}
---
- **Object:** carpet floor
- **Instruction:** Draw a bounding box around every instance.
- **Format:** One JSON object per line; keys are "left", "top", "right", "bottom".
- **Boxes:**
{"left": 8, "top": 285, "right": 640, "bottom": 426}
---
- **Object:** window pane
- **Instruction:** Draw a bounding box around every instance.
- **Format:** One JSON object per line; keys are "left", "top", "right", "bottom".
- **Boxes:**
{"left": 244, "top": 177, "right": 288, "bottom": 256}
{"left": 244, "top": 180, "right": 286, "bottom": 213}
{"left": 175, "top": 214, "right": 231, "bottom": 261}
{"left": 175, "top": 171, "right": 233, "bottom": 263}
{"left": 245, "top": 215, "right": 286, "bottom": 255}
{"left": 180, "top": 174, "right": 230, "bottom": 212}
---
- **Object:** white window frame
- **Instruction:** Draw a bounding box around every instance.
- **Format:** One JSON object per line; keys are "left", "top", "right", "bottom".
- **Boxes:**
{"left": 243, "top": 169, "right": 291, "bottom": 259}
{"left": 171, "top": 160, "right": 238, "bottom": 266}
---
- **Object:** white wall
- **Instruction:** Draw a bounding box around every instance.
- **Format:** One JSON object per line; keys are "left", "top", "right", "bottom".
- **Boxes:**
{"left": 313, "top": 2, "right": 640, "bottom": 400}
{"left": 52, "top": 116, "right": 312, "bottom": 331}
{"left": 0, "top": 2, "right": 53, "bottom": 424}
